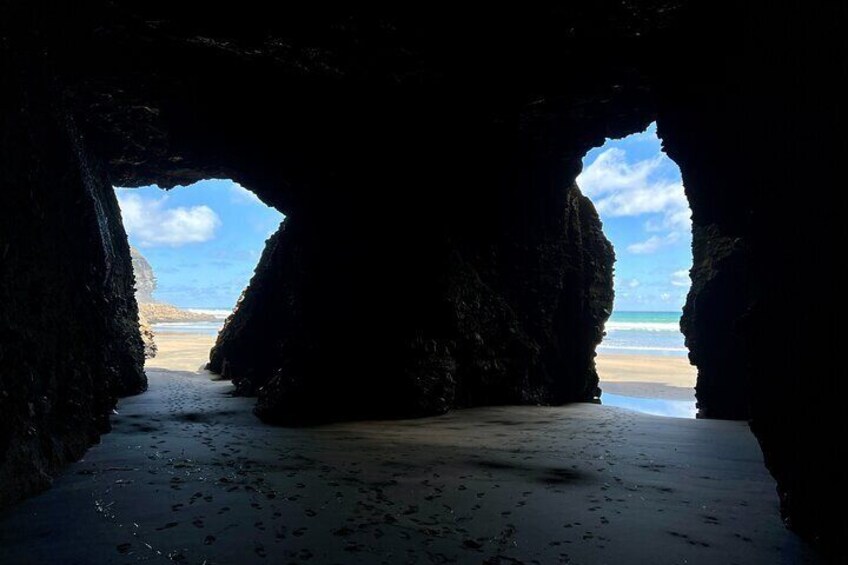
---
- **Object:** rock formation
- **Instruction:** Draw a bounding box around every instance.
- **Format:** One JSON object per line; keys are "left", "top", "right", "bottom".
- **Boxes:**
{"left": 129, "top": 246, "right": 217, "bottom": 324}
{"left": 138, "top": 312, "right": 157, "bottom": 359}
{"left": 128, "top": 245, "right": 217, "bottom": 359}
{"left": 0, "top": 1, "right": 843, "bottom": 553}
{"left": 129, "top": 247, "right": 158, "bottom": 357}
{"left": 208, "top": 184, "right": 614, "bottom": 421}
{"left": 137, "top": 303, "right": 217, "bottom": 324}
{"left": 129, "top": 246, "right": 156, "bottom": 303}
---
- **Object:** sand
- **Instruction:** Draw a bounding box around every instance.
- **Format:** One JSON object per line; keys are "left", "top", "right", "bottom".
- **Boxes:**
{"left": 596, "top": 353, "right": 697, "bottom": 401}
{"left": 145, "top": 332, "right": 218, "bottom": 373}
{"left": 0, "top": 334, "right": 817, "bottom": 564}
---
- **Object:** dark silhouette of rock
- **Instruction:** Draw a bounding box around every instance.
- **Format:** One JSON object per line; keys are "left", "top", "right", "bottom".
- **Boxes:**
{"left": 0, "top": 24, "right": 146, "bottom": 508}
{"left": 209, "top": 187, "right": 613, "bottom": 421}
{"left": 0, "top": 1, "right": 843, "bottom": 554}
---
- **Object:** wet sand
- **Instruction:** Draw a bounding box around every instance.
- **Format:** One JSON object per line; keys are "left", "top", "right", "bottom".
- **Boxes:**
{"left": 145, "top": 332, "right": 217, "bottom": 373}
{"left": 597, "top": 353, "right": 697, "bottom": 401}
{"left": 0, "top": 335, "right": 816, "bottom": 564}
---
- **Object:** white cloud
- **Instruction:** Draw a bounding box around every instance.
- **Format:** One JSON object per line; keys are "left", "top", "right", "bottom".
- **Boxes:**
{"left": 228, "top": 182, "right": 263, "bottom": 205}
{"left": 671, "top": 269, "right": 690, "bottom": 287}
{"left": 662, "top": 206, "right": 692, "bottom": 233}
{"left": 626, "top": 232, "right": 682, "bottom": 254}
{"left": 628, "top": 278, "right": 640, "bottom": 288}
{"left": 627, "top": 235, "right": 661, "bottom": 254}
{"left": 117, "top": 192, "right": 221, "bottom": 247}
{"left": 627, "top": 236, "right": 661, "bottom": 254}
{"left": 577, "top": 147, "right": 691, "bottom": 253}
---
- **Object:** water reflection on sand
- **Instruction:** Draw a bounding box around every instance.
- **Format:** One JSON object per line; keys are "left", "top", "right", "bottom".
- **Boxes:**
{"left": 600, "top": 393, "right": 696, "bottom": 418}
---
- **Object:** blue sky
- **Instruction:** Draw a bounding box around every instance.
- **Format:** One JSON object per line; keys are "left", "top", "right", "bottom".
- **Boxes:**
{"left": 577, "top": 123, "right": 692, "bottom": 311}
{"left": 115, "top": 180, "right": 283, "bottom": 309}
{"left": 116, "top": 123, "right": 689, "bottom": 312}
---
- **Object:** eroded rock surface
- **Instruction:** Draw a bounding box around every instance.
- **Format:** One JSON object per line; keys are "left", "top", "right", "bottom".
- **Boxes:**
{"left": 130, "top": 246, "right": 157, "bottom": 303}
{"left": 0, "top": 34, "right": 145, "bottom": 507}
{"left": 138, "top": 312, "right": 157, "bottom": 359}
{"left": 137, "top": 303, "right": 217, "bottom": 324}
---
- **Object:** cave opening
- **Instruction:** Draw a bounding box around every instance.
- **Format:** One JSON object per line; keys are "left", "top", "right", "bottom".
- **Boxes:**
{"left": 576, "top": 123, "right": 696, "bottom": 418}
{"left": 114, "top": 179, "right": 284, "bottom": 371}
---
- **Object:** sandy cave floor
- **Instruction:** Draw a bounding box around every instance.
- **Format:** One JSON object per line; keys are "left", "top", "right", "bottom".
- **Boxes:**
{"left": 0, "top": 337, "right": 818, "bottom": 564}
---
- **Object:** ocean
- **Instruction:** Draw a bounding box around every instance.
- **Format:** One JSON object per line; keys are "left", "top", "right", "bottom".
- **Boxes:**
{"left": 599, "top": 311, "right": 687, "bottom": 357}
{"left": 600, "top": 311, "right": 695, "bottom": 418}
{"left": 151, "top": 308, "right": 230, "bottom": 336}
{"left": 152, "top": 309, "right": 688, "bottom": 354}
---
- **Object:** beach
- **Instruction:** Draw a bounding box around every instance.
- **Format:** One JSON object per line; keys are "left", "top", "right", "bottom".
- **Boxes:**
{"left": 0, "top": 318, "right": 817, "bottom": 564}
{"left": 0, "top": 327, "right": 813, "bottom": 564}
{"left": 597, "top": 354, "right": 696, "bottom": 400}
{"left": 145, "top": 332, "right": 218, "bottom": 373}
{"left": 144, "top": 309, "right": 229, "bottom": 372}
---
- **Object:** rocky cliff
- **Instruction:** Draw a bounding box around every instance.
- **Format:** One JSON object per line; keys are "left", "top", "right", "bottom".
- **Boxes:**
{"left": 129, "top": 247, "right": 158, "bottom": 357}
{"left": 128, "top": 246, "right": 216, "bottom": 358}
{"left": 129, "top": 246, "right": 156, "bottom": 303}
{"left": 137, "top": 303, "right": 217, "bottom": 324}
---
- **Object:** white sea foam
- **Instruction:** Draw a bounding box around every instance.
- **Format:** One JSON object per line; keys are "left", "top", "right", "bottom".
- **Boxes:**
{"left": 152, "top": 321, "right": 224, "bottom": 336}
{"left": 604, "top": 321, "right": 679, "bottom": 332}
{"left": 154, "top": 322, "right": 223, "bottom": 328}
{"left": 597, "top": 344, "right": 688, "bottom": 353}
{"left": 186, "top": 308, "right": 232, "bottom": 320}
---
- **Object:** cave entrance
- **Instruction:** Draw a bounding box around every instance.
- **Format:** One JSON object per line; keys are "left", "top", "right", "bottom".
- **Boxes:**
{"left": 576, "top": 123, "right": 696, "bottom": 417}
{"left": 114, "top": 179, "right": 284, "bottom": 372}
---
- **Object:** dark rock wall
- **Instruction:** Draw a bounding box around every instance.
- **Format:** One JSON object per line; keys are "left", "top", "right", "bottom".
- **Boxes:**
{"left": 0, "top": 33, "right": 145, "bottom": 507}
{"left": 740, "top": 6, "right": 845, "bottom": 550}
{"left": 208, "top": 222, "right": 295, "bottom": 396}
{"left": 209, "top": 184, "right": 613, "bottom": 423}
{"left": 653, "top": 3, "right": 847, "bottom": 550}
{"left": 680, "top": 225, "right": 752, "bottom": 419}
{"left": 2, "top": 0, "right": 845, "bottom": 551}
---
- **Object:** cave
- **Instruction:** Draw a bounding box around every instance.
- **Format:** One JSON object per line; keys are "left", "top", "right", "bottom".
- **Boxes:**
{"left": 0, "top": 2, "right": 844, "bottom": 561}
